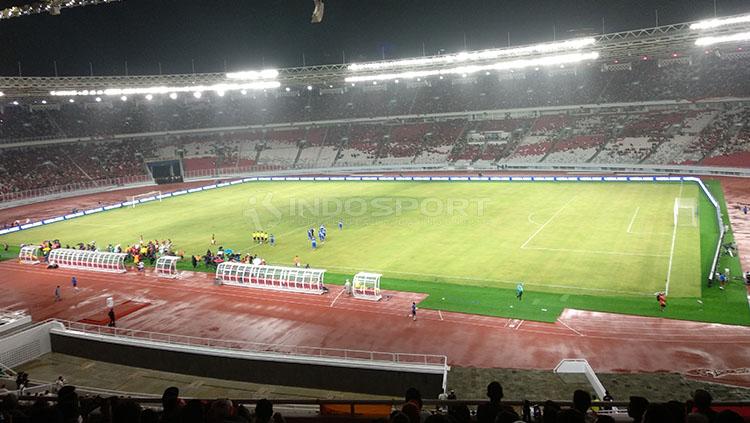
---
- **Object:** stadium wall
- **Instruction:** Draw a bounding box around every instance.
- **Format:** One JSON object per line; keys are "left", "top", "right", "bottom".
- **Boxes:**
{"left": 49, "top": 330, "right": 445, "bottom": 397}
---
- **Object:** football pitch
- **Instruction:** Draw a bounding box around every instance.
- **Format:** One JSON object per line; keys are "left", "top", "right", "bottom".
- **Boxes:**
{"left": 3, "top": 179, "right": 748, "bottom": 325}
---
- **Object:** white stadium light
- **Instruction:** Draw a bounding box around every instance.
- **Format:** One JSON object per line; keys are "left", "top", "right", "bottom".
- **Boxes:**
{"left": 193, "top": 91, "right": 202, "bottom": 99}
{"left": 145, "top": 94, "right": 154, "bottom": 101}
{"left": 12, "top": 101, "right": 19, "bottom": 105}
{"left": 0, "top": 91, "right": 4, "bottom": 97}
{"left": 306, "top": 85, "right": 313, "bottom": 91}
{"left": 695, "top": 31, "right": 750, "bottom": 46}
{"left": 68, "top": 98, "right": 75, "bottom": 103}
{"left": 348, "top": 37, "right": 596, "bottom": 72}
{"left": 169, "top": 92, "right": 178, "bottom": 100}
{"left": 344, "top": 51, "right": 600, "bottom": 83}
{"left": 285, "top": 87, "right": 291, "bottom": 92}
{"left": 120, "top": 95, "right": 128, "bottom": 102}
{"left": 690, "top": 14, "right": 750, "bottom": 30}
{"left": 49, "top": 81, "right": 281, "bottom": 98}
{"left": 216, "top": 90, "right": 225, "bottom": 97}
{"left": 240, "top": 89, "right": 248, "bottom": 95}
{"left": 225, "top": 69, "right": 279, "bottom": 80}
{"left": 95, "top": 97, "right": 102, "bottom": 102}
{"left": 41, "top": 100, "right": 47, "bottom": 104}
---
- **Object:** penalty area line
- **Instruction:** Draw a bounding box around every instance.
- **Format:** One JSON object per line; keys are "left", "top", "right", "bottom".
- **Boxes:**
{"left": 521, "top": 196, "right": 577, "bottom": 249}
{"left": 665, "top": 183, "right": 684, "bottom": 296}
{"left": 627, "top": 206, "right": 640, "bottom": 233}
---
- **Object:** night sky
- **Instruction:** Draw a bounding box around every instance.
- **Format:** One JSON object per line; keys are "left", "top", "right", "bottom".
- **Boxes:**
{"left": 0, "top": 0, "right": 748, "bottom": 77}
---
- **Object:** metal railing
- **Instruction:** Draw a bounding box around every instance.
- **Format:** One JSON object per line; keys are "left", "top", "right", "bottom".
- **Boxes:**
{"left": 54, "top": 320, "right": 448, "bottom": 368}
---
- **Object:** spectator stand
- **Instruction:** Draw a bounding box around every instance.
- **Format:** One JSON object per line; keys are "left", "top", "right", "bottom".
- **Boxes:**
{"left": 47, "top": 249, "right": 128, "bottom": 273}
{"left": 215, "top": 262, "right": 327, "bottom": 295}
{"left": 352, "top": 272, "right": 382, "bottom": 301}
{"left": 18, "top": 245, "right": 40, "bottom": 265}
{"left": 155, "top": 256, "right": 181, "bottom": 279}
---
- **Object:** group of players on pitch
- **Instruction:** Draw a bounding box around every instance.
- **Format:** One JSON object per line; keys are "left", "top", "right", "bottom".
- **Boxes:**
{"left": 306, "top": 220, "right": 343, "bottom": 249}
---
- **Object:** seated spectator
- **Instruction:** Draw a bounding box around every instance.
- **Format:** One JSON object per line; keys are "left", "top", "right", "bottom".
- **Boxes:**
{"left": 403, "top": 387, "right": 431, "bottom": 422}
{"left": 628, "top": 396, "right": 649, "bottom": 423}
{"left": 572, "top": 389, "right": 594, "bottom": 422}
{"left": 691, "top": 389, "right": 717, "bottom": 423}
{"left": 477, "top": 381, "right": 513, "bottom": 423}
{"left": 161, "top": 386, "right": 182, "bottom": 423}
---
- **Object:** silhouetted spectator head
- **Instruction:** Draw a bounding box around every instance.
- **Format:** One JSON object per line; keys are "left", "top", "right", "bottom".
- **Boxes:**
{"left": 405, "top": 387, "right": 423, "bottom": 406}
{"left": 665, "top": 400, "right": 687, "bottom": 423}
{"left": 161, "top": 386, "right": 180, "bottom": 410}
{"left": 595, "top": 416, "right": 616, "bottom": 423}
{"left": 693, "top": 389, "right": 713, "bottom": 411}
{"left": 112, "top": 399, "right": 142, "bottom": 423}
{"left": 572, "top": 390, "right": 591, "bottom": 414}
{"left": 486, "top": 381, "right": 504, "bottom": 402}
{"left": 628, "top": 396, "right": 649, "bottom": 422}
{"left": 208, "top": 399, "right": 234, "bottom": 423}
{"left": 56, "top": 385, "right": 80, "bottom": 418}
{"left": 449, "top": 404, "right": 471, "bottom": 423}
{"left": 401, "top": 402, "right": 420, "bottom": 423}
{"left": 717, "top": 410, "right": 743, "bottom": 423}
{"left": 255, "top": 399, "right": 274, "bottom": 423}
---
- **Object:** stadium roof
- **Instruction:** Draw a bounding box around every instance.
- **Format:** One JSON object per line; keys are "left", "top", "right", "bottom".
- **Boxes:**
{"left": 1, "top": 12, "right": 749, "bottom": 97}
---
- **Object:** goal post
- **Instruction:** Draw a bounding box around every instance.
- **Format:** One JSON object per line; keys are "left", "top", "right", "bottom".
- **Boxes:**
{"left": 674, "top": 197, "right": 697, "bottom": 227}
{"left": 130, "top": 191, "right": 162, "bottom": 208}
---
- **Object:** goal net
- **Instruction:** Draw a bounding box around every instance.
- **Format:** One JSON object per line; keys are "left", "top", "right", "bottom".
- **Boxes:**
{"left": 130, "top": 191, "right": 162, "bottom": 208}
{"left": 674, "top": 197, "right": 697, "bottom": 227}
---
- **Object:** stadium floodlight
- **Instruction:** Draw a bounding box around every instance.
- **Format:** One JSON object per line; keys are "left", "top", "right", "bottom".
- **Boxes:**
{"left": 169, "top": 92, "right": 178, "bottom": 100}
{"left": 0, "top": 91, "right": 4, "bottom": 97}
{"left": 145, "top": 94, "right": 153, "bottom": 101}
{"left": 193, "top": 91, "right": 202, "bottom": 99}
{"left": 41, "top": 100, "right": 47, "bottom": 104}
{"left": 225, "top": 69, "right": 279, "bottom": 80}
{"left": 690, "top": 14, "right": 750, "bottom": 30}
{"left": 307, "top": 85, "right": 313, "bottom": 91}
{"left": 68, "top": 98, "right": 75, "bottom": 103}
{"left": 216, "top": 90, "right": 225, "bottom": 97}
{"left": 348, "top": 37, "right": 596, "bottom": 72}
{"left": 695, "top": 31, "right": 750, "bottom": 46}
{"left": 49, "top": 80, "right": 280, "bottom": 98}
{"left": 120, "top": 95, "right": 127, "bottom": 101}
{"left": 12, "top": 101, "right": 19, "bottom": 105}
{"left": 95, "top": 97, "right": 102, "bottom": 102}
{"left": 240, "top": 89, "right": 248, "bottom": 95}
{"left": 344, "top": 51, "right": 600, "bottom": 83}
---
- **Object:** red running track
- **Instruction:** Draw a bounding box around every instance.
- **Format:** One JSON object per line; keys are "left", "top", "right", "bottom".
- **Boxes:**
{"left": 2, "top": 261, "right": 750, "bottom": 386}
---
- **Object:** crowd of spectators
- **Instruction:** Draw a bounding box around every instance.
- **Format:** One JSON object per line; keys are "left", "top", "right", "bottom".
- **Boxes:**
{"left": 2, "top": 56, "right": 750, "bottom": 198}
{"left": 1, "top": 381, "right": 747, "bottom": 423}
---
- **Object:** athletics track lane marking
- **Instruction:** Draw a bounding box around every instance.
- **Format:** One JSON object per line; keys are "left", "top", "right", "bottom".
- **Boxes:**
{"left": 557, "top": 318, "right": 584, "bottom": 336}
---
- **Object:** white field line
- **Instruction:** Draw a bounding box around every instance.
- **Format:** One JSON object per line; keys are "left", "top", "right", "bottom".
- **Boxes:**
{"left": 324, "top": 264, "right": 655, "bottom": 296}
{"left": 515, "top": 320, "right": 524, "bottom": 330}
{"left": 523, "top": 246, "right": 668, "bottom": 258}
{"left": 438, "top": 310, "right": 444, "bottom": 321}
{"left": 665, "top": 184, "right": 684, "bottom": 296}
{"left": 329, "top": 288, "right": 345, "bottom": 307}
{"left": 520, "top": 196, "right": 577, "bottom": 249}
{"left": 557, "top": 318, "right": 584, "bottom": 336}
{"left": 627, "top": 206, "right": 640, "bottom": 233}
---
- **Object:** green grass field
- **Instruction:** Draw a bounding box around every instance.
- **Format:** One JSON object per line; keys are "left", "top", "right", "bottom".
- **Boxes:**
{"left": 2, "top": 179, "right": 747, "bottom": 325}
